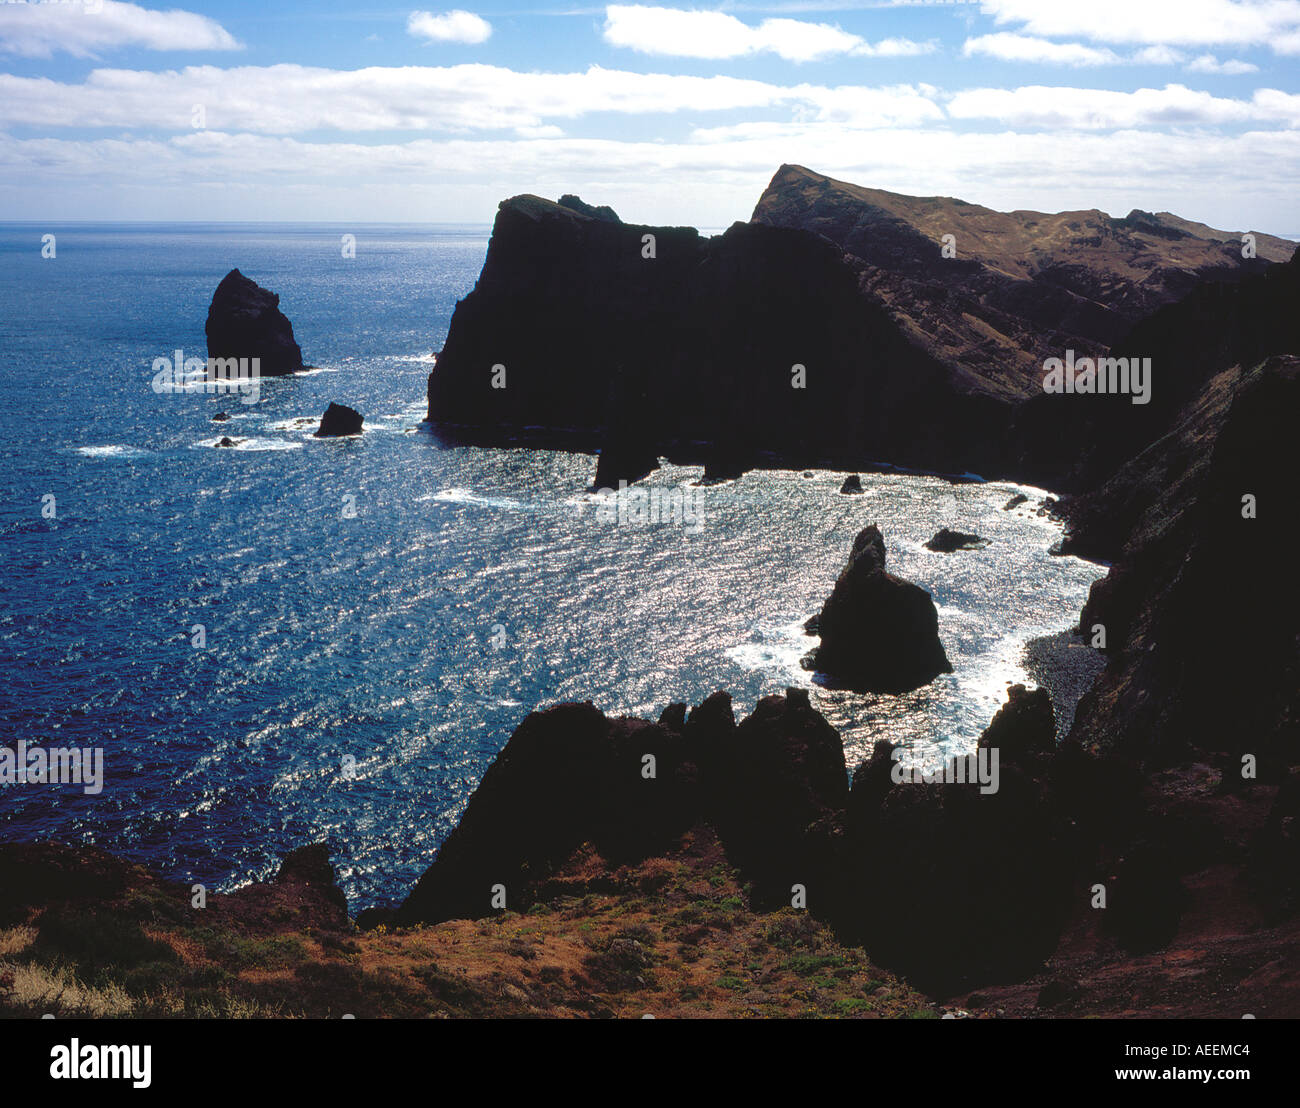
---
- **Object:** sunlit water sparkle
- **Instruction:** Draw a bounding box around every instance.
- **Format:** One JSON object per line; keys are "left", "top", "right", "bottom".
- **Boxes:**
{"left": 0, "top": 223, "right": 1105, "bottom": 906}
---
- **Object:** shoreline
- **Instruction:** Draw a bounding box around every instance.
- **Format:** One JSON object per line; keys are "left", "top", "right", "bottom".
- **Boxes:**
{"left": 1021, "top": 630, "right": 1108, "bottom": 739}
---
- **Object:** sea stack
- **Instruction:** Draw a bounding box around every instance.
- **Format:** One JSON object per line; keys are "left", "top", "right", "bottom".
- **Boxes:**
{"left": 314, "top": 402, "right": 363, "bottom": 437}
{"left": 924, "top": 527, "right": 989, "bottom": 552}
{"left": 805, "top": 524, "right": 952, "bottom": 694}
{"left": 205, "top": 268, "right": 305, "bottom": 376}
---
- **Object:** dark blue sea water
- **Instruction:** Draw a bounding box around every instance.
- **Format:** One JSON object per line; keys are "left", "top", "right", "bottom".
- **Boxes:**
{"left": 0, "top": 223, "right": 1106, "bottom": 907}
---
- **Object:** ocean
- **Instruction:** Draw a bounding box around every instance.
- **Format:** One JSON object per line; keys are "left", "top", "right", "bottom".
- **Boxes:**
{"left": 0, "top": 223, "right": 1106, "bottom": 908}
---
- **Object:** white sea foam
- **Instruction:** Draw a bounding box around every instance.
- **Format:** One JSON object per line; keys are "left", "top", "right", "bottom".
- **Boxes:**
{"left": 193, "top": 437, "right": 303, "bottom": 452}
{"left": 75, "top": 445, "right": 151, "bottom": 459}
{"left": 427, "top": 487, "right": 526, "bottom": 510}
{"left": 724, "top": 619, "right": 814, "bottom": 684}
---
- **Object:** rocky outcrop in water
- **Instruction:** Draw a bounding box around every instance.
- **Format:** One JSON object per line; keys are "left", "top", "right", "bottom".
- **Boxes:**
{"left": 205, "top": 268, "right": 304, "bottom": 376}
{"left": 314, "top": 402, "right": 363, "bottom": 437}
{"left": 803, "top": 525, "right": 951, "bottom": 694}
{"left": 924, "top": 527, "right": 988, "bottom": 552}
{"left": 591, "top": 440, "right": 658, "bottom": 489}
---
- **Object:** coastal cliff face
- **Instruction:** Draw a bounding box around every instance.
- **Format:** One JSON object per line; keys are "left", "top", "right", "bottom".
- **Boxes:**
{"left": 1064, "top": 354, "right": 1300, "bottom": 769}
{"left": 428, "top": 170, "right": 1291, "bottom": 488}
{"left": 1049, "top": 251, "right": 1300, "bottom": 767}
{"left": 422, "top": 166, "right": 1299, "bottom": 804}
{"left": 405, "top": 176, "right": 1300, "bottom": 1009}
{"left": 1008, "top": 244, "right": 1300, "bottom": 492}
{"left": 426, "top": 193, "right": 1007, "bottom": 477}
{"left": 10, "top": 175, "right": 1294, "bottom": 1021}
{"left": 751, "top": 163, "right": 1292, "bottom": 404}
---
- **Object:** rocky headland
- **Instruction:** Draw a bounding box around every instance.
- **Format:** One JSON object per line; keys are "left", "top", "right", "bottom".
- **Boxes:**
{"left": 4, "top": 170, "right": 1295, "bottom": 1020}
{"left": 421, "top": 166, "right": 1299, "bottom": 921}
{"left": 424, "top": 167, "right": 1294, "bottom": 492}
{"left": 424, "top": 191, "right": 1004, "bottom": 479}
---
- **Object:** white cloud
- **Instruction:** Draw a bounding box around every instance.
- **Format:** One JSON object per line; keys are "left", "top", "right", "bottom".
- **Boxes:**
{"left": 0, "top": 0, "right": 239, "bottom": 58}
{"left": 963, "top": 33, "right": 1121, "bottom": 66}
{"left": 3, "top": 125, "right": 1298, "bottom": 234}
{"left": 5, "top": 64, "right": 1297, "bottom": 138}
{"left": 1132, "top": 45, "right": 1186, "bottom": 65}
{"left": 981, "top": 0, "right": 1300, "bottom": 52}
{"left": 855, "top": 37, "right": 936, "bottom": 58}
{"left": 407, "top": 10, "right": 492, "bottom": 45}
{"left": 963, "top": 35, "right": 1263, "bottom": 72}
{"left": 946, "top": 82, "right": 1299, "bottom": 128}
{"left": 1252, "top": 86, "right": 1300, "bottom": 115}
{"left": 601, "top": 4, "right": 932, "bottom": 62}
{"left": 0, "top": 63, "right": 944, "bottom": 133}
{"left": 792, "top": 83, "right": 945, "bottom": 126}
{"left": 1187, "top": 53, "right": 1259, "bottom": 73}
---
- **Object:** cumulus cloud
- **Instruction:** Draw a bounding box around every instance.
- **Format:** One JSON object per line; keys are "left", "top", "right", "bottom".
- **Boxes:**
{"left": 1187, "top": 53, "right": 1260, "bottom": 73}
{"left": 962, "top": 33, "right": 1121, "bottom": 66}
{"left": 981, "top": 0, "right": 1300, "bottom": 52}
{"left": 1132, "top": 45, "right": 1187, "bottom": 65}
{"left": 3, "top": 124, "right": 1298, "bottom": 233}
{"left": 0, "top": 63, "right": 945, "bottom": 133}
{"left": 0, "top": 0, "right": 240, "bottom": 58}
{"left": 407, "top": 10, "right": 492, "bottom": 45}
{"left": 963, "top": 35, "right": 1263, "bottom": 71}
{"left": 857, "top": 37, "right": 936, "bottom": 58}
{"left": 601, "top": 4, "right": 933, "bottom": 62}
{"left": 5, "top": 64, "right": 1298, "bottom": 136}
{"left": 946, "top": 82, "right": 1298, "bottom": 128}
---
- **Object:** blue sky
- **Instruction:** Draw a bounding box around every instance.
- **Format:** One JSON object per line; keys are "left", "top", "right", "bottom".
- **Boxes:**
{"left": 2, "top": 0, "right": 1298, "bottom": 230}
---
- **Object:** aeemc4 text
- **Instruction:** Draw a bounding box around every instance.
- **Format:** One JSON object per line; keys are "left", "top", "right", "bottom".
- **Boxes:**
{"left": 1125, "top": 1044, "right": 1250, "bottom": 1058}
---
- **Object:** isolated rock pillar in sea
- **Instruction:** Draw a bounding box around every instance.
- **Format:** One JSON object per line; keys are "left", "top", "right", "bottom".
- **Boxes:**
{"left": 804, "top": 524, "right": 952, "bottom": 693}
{"left": 314, "top": 403, "right": 364, "bottom": 437}
{"left": 205, "top": 268, "right": 305, "bottom": 376}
